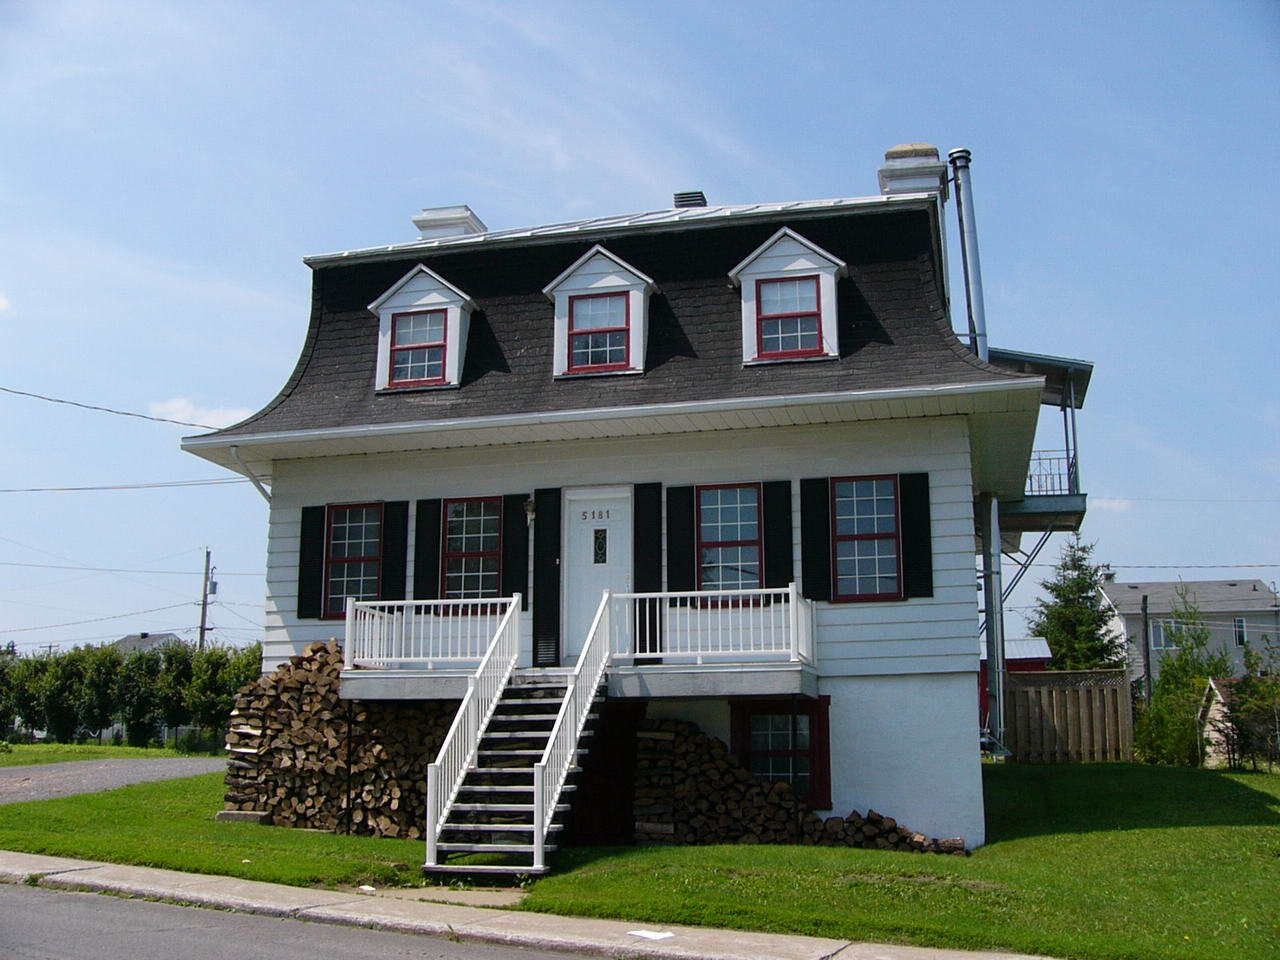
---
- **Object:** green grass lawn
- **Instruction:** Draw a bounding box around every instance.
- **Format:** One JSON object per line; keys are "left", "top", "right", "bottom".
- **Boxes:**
{"left": 0, "top": 744, "right": 201, "bottom": 767}
{"left": 0, "top": 764, "right": 1276, "bottom": 960}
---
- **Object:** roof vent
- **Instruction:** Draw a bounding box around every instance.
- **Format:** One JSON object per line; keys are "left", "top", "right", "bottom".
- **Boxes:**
{"left": 877, "top": 143, "right": 948, "bottom": 201}
{"left": 673, "top": 190, "right": 707, "bottom": 208}
{"left": 411, "top": 204, "right": 488, "bottom": 240}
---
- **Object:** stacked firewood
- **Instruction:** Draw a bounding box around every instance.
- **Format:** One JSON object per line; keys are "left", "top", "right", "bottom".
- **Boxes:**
{"left": 223, "top": 640, "right": 456, "bottom": 838}
{"left": 633, "top": 718, "right": 966, "bottom": 855}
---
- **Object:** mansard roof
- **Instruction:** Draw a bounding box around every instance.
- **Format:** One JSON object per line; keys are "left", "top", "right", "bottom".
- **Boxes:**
{"left": 199, "top": 199, "right": 1028, "bottom": 442}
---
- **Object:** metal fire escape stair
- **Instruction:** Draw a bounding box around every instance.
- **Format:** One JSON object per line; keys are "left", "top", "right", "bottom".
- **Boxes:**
{"left": 423, "top": 674, "right": 604, "bottom": 876}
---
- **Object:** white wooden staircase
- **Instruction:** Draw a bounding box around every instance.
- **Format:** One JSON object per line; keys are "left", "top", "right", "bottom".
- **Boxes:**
{"left": 424, "top": 593, "right": 613, "bottom": 876}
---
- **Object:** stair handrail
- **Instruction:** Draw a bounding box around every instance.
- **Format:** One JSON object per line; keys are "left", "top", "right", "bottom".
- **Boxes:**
{"left": 424, "top": 594, "right": 521, "bottom": 867}
{"left": 532, "top": 590, "right": 611, "bottom": 871}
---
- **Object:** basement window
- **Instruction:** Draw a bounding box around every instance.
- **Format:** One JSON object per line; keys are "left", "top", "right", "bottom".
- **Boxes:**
{"left": 730, "top": 697, "right": 831, "bottom": 809}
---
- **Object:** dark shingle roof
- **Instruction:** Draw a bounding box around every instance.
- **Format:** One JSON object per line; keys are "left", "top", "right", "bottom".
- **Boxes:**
{"left": 208, "top": 206, "right": 1022, "bottom": 439}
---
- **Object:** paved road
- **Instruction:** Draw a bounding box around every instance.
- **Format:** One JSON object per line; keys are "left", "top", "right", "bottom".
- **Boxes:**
{"left": 0, "top": 757, "right": 224, "bottom": 805}
{"left": 0, "top": 883, "right": 579, "bottom": 960}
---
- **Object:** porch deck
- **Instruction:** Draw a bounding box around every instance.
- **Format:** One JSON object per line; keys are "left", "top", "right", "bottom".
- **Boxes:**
{"left": 338, "top": 585, "right": 817, "bottom": 701}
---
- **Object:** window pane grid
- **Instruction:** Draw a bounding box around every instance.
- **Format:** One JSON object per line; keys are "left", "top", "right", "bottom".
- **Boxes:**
{"left": 758, "top": 277, "right": 820, "bottom": 357}
{"left": 745, "top": 712, "right": 814, "bottom": 799}
{"left": 325, "top": 505, "right": 382, "bottom": 616}
{"left": 568, "top": 295, "right": 629, "bottom": 371}
{"left": 390, "top": 311, "right": 447, "bottom": 384}
{"left": 831, "top": 477, "right": 901, "bottom": 600}
{"left": 442, "top": 498, "right": 502, "bottom": 598}
{"left": 697, "top": 485, "right": 762, "bottom": 591}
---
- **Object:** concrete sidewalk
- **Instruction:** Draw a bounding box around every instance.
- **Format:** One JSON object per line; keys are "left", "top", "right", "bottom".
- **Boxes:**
{"left": 0, "top": 850, "right": 1053, "bottom": 960}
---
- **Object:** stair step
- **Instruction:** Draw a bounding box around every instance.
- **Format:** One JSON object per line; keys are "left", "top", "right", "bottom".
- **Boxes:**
{"left": 422, "top": 863, "right": 549, "bottom": 876}
{"left": 451, "top": 802, "right": 569, "bottom": 812}
{"left": 482, "top": 731, "right": 554, "bottom": 740}
{"left": 492, "top": 712, "right": 596, "bottom": 722}
{"left": 436, "top": 842, "right": 557, "bottom": 853}
{"left": 442, "top": 822, "right": 564, "bottom": 833}
{"left": 463, "top": 773, "right": 583, "bottom": 778}
{"left": 477, "top": 749, "right": 586, "bottom": 757}
{"left": 458, "top": 783, "right": 576, "bottom": 794}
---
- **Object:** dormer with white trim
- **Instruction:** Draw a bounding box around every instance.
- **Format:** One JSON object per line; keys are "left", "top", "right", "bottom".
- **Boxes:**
{"left": 369, "top": 264, "right": 475, "bottom": 391}
{"left": 542, "top": 245, "right": 655, "bottom": 377}
{"left": 728, "top": 227, "right": 847, "bottom": 364}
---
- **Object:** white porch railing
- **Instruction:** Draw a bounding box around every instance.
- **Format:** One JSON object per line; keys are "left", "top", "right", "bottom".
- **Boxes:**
{"left": 607, "top": 583, "right": 814, "bottom": 664}
{"left": 532, "top": 591, "right": 612, "bottom": 871}
{"left": 344, "top": 598, "right": 514, "bottom": 670}
{"left": 424, "top": 594, "right": 522, "bottom": 867}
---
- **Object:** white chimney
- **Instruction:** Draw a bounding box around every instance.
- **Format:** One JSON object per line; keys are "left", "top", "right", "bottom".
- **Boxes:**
{"left": 411, "top": 204, "right": 488, "bottom": 240}
{"left": 877, "top": 143, "right": 948, "bottom": 201}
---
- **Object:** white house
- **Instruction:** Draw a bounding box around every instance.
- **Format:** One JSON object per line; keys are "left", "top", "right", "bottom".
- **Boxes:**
{"left": 184, "top": 144, "right": 1091, "bottom": 872}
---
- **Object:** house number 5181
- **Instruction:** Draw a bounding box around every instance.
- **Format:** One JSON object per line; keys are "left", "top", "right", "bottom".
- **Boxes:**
{"left": 581, "top": 509, "right": 611, "bottom": 520}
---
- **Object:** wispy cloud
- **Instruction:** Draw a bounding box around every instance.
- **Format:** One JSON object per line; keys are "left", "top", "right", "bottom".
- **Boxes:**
{"left": 1091, "top": 498, "right": 1133, "bottom": 514}
{"left": 149, "top": 398, "right": 252, "bottom": 430}
{"left": 0, "top": 291, "right": 9, "bottom": 312}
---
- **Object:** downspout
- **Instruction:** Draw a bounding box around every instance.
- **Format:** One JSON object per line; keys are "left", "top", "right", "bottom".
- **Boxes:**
{"left": 230, "top": 445, "right": 272, "bottom": 503}
{"left": 948, "top": 148, "right": 989, "bottom": 362}
{"left": 981, "top": 494, "right": 1007, "bottom": 744}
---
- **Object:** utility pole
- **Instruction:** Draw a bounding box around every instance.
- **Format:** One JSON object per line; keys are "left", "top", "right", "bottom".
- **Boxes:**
{"left": 1141, "top": 594, "right": 1152, "bottom": 702}
{"left": 198, "top": 548, "right": 212, "bottom": 651}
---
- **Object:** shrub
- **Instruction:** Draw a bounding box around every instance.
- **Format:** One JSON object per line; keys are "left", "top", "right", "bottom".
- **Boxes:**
{"left": 1135, "top": 591, "right": 1231, "bottom": 766}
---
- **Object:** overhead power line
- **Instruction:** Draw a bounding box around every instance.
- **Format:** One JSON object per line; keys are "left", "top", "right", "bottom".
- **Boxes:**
{"left": 0, "top": 478, "right": 251, "bottom": 493}
{"left": 0, "top": 385, "right": 216, "bottom": 428}
{"left": 0, "top": 561, "right": 262, "bottom": 576}
{"left": 0, "top": 602, "right": 194, "bottom": 634}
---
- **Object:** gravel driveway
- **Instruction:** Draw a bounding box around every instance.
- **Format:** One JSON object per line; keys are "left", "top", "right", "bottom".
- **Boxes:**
{"left": 0, "top": 757, "right": 224, "bottom": 805}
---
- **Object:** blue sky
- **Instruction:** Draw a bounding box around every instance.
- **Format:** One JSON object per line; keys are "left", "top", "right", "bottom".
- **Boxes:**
{"left": 1, "top": 0, "right": 1277, "bottom": 652}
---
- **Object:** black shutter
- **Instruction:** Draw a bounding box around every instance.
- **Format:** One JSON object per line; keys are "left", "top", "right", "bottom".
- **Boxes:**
{"left": 665, "top": 486, "right": 696, "bottom": 594}
{"left": 633, "top": 483, "right": 663, "bottom": 654}
{"left": 799, "top": 479, "right": 831, "bottom": 601}
{"left": 761, "top": 480, "right": 793, "bottom": 589}
{"left": 380, "top": 501, "right": 409, "bottom": 601}
{"left": 532, "top": 487, "right": 561, "bottom": 667}
{"left": 413, "top": 499, "right": 442, "bottom": 600}
{"left": 502, "top": 493, "right": 530, "bottom": 610}
{"left": 900, "top": 473, "right": 933, "bottom": 598}
{"left": 297, "top": 505, "right": 326, "bottom": 619}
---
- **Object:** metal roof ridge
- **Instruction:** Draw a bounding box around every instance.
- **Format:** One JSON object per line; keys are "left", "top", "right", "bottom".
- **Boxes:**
{"left": 302, "top": 193, "right": 931, "bottom": 266}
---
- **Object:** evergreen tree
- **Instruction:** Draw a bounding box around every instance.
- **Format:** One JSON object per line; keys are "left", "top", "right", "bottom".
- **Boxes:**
{"left": 1027, "top": 536, "right": 1122, "bottom": 669}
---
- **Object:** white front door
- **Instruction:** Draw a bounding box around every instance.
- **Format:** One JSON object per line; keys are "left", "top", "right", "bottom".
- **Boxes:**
{"left": 562, "top": 486, "right": 633, "bottom": 662}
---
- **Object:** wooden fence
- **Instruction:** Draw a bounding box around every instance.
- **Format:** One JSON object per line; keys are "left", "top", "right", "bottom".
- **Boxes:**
{"left": 1005, "top": 670, "right": 1133, "bottom": 762}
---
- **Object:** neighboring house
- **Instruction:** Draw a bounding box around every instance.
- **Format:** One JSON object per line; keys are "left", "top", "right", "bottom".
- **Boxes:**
{"left": 113, "top": 631, "right": 184, "bottom": 654}
{"left": 978, "top": 637, "right": 1051, "bottom": 727}
{"left": 1100, "top": 579, "right": 1280, "bottom": 682}
{"left": 183, "top": 143, "right": 1090, "bottom": 867}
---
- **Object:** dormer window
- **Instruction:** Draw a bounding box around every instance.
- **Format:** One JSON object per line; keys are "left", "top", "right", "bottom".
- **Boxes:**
{"left": 389, "top": 310, "right": 446, "bottom": 386}
{"left": 729, "top": 228, "right": 847, "bottom": 365}
{"left": 369, "top": 264, "right": 475, "bottom": 391}
{"left": 757, "top": 276, "right": 822, "bottom": 358}
{"left": 544, "top": 245, "right": 654, "bottom": 377}
{"left": 568, "top": 293, "right": 630, "bottom": 372}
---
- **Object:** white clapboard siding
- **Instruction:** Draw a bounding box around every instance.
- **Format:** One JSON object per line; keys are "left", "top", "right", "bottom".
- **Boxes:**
{"left": 262, "top": 418, "right": 979, "bottom": 676}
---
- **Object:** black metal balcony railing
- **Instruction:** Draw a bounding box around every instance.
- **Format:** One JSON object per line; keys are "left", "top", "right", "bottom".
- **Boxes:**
{"left": 1026, "top": 451, "right": 1079, "bottom": 496}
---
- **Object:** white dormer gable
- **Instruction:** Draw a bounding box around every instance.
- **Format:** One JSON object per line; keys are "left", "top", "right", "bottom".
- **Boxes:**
{"left": 728, "top": 227, "right": 848, "bottom": 364}
{"left": 542, "top": 245, "right": 655, "bottom": 377}
{"left": 369, "top": 264, "right": 475, "bottom": 390}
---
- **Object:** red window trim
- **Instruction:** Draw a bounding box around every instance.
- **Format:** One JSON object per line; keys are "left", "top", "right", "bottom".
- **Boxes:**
{"left": 729, "top": 696, "right": 831, "bottom": 810}
{"left": 567, "top": 292, "right": 631, "bottom": 374}
{"left": 439, "top": 496, "right": 504, "bottom": 600}
{"left": 829, "top": 474, "right": 904, "bottom": 603}
{"left": 755, "top": 275, "right": 824, "bottom": 360}
{"left": 695, "top": 482, "right": 764, "bottom": 593}
{"left": 321, "top": 501, "right": 384, "bottom": 621}
{"left": 388, "top": 309, "right": 448, "bottom": 388}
